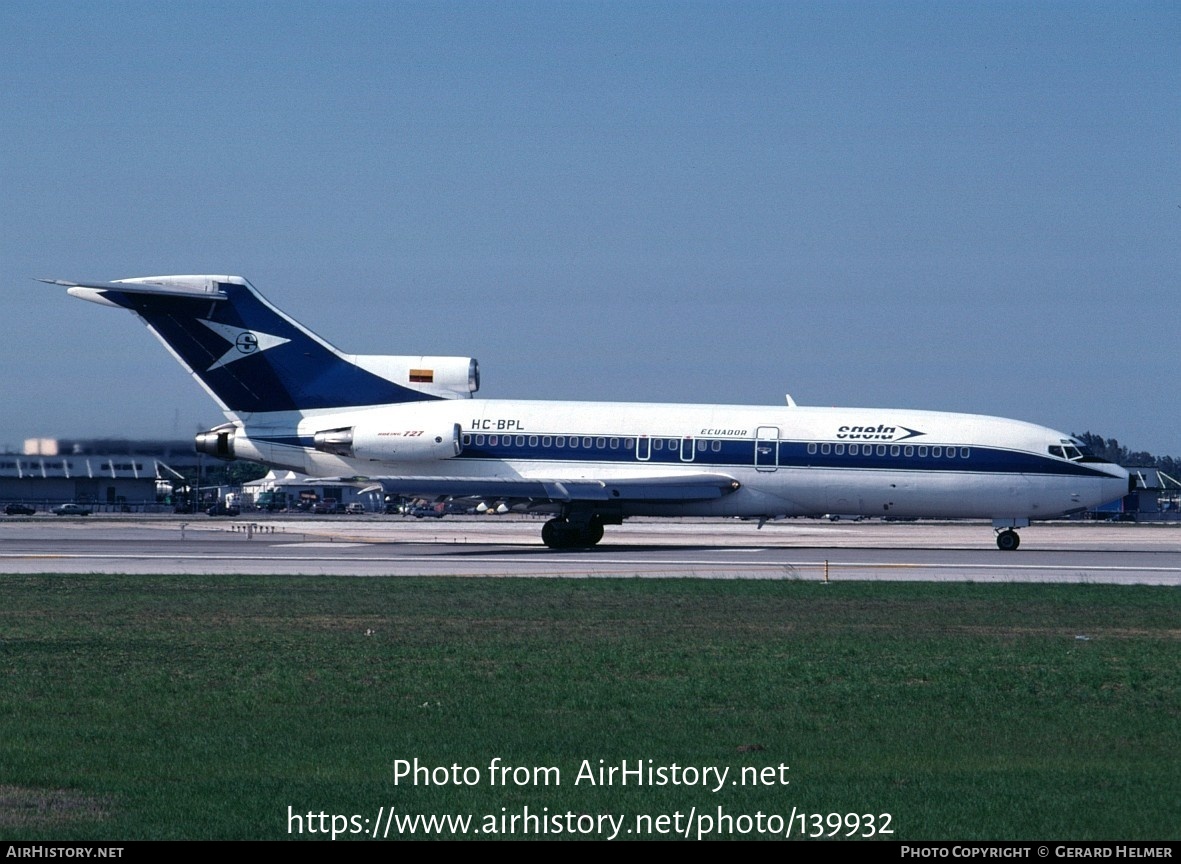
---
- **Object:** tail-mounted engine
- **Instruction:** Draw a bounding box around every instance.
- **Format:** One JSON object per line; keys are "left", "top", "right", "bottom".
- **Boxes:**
{"left": 195, "top": 423, "right": 238, "bottom": 460}
{"left": 313, "top": 423, "right": 462, "bottom": 462}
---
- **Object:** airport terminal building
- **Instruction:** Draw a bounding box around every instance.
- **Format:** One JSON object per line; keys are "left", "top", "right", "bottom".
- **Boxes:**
{"left": 0, "top": 438, "right": 189, "bottom": 512}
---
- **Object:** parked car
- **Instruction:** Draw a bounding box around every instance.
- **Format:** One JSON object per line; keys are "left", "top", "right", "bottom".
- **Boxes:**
{"left": 4, "top": 503, "right": 36, "bottom": 515}
{"left": 408, "top": 505, "right": 445, "bottom": 519}
{"left": 205, "top": 503, "right": 241, "bottom": 517}
{"left": 52, "top": 503, "right": 92, "bottom": 516}
{"left": 344, "top": 502, "right": 366, "bottom": 515}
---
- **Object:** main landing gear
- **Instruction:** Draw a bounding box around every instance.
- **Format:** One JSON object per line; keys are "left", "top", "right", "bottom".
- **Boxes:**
{"left": 541, "top": 516, "right": 605, "bottom": 549}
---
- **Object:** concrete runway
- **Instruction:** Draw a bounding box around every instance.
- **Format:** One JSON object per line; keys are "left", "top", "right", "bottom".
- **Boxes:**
{"left": 0, "top": 514, "right": 1178, "bottom": 582}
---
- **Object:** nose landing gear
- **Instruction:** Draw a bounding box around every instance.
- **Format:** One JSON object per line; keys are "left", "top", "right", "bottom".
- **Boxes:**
{"left": 995, "top": 529, "right": 1021, "bottom": 551}
{"left": 992, "top": 518, "right": 1028, "bottom": 551}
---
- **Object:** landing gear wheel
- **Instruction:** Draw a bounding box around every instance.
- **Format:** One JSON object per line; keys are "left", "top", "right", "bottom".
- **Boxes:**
{"left": 542, "top": 518, "right": 564, "bottom": 549}
{"left": 583, "top": 518, "right": 604, "bottom": 546}
{"left": 996, "top": 529, "right": 1020, "bottom": 551}
{"left": 541, "top": 517, "right": 605, "bottom": 549}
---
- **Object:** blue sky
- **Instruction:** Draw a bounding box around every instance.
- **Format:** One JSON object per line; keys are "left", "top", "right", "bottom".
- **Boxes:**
{"left": 2, "top": 1, "right": 1177, "bottom": 456}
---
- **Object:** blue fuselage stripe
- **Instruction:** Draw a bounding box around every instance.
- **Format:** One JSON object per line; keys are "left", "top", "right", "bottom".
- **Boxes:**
{"left": 254, "top": 433, "right": 1114, "bottom": 479}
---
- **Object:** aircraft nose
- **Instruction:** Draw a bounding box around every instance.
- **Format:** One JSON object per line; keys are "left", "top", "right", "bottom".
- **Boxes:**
{"left": 1106, "top": 464, "right": 1134, "bottom": 500}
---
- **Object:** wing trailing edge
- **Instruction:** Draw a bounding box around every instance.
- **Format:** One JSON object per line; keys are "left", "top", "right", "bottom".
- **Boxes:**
{"left": 366, "top": 473, "right": 741, "bottom": 504}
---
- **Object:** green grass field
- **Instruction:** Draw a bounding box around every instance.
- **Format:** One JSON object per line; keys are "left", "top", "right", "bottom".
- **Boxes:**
{"left": 0, "top": 575, "right": 1177, "bottom": 840}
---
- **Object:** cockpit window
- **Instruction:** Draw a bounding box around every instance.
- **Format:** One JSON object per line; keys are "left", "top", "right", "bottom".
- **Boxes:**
{"left": 1053, "top": 439, "right": 1093, "bottom": 462}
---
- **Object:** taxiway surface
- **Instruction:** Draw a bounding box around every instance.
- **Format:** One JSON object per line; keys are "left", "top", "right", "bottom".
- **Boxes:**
{"left": 0, "top": 516, "right": 1177, "bottom": 583}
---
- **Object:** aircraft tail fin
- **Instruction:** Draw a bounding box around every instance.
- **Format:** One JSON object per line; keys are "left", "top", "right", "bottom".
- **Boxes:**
{"left": 42, "top": 276, "right": 478, "bottom": 417}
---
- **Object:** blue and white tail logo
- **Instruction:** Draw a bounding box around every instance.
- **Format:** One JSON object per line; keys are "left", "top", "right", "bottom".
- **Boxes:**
{"left": 45, "top": 275, "right": 475, "bottom": 415}
{"left": 199, "top": 320, "right": 290, "bottom": 370}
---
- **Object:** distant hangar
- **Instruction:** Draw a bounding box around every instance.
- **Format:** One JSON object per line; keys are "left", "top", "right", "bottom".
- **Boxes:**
{"left": 0, "top": 438, "right": 189, "bottom": 512}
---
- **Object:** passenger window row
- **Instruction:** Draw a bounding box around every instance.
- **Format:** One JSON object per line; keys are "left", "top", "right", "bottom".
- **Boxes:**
{"left": 462, "top": 435, "right": 725, "bottom": 452}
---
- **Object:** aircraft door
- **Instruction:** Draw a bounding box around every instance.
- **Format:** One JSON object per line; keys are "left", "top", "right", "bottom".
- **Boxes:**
{"left": 636, "top": 436, "right": 651, "bottom": 461}
{"left": 755, "top": 426, "right": 779, "bottom": 472}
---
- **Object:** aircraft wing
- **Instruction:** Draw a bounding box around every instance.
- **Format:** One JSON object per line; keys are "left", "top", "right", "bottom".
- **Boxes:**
{"left": 327, "top": 473, "right": 741, "bottom": 503}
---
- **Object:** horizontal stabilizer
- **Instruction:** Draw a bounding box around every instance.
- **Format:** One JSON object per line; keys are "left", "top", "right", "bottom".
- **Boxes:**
{"left": 38, "top": 277, "right": 229, "bottom": 300}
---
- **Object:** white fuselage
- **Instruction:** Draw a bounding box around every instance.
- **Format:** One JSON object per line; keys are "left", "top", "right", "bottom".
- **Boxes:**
{"left": 228, "top": 399, "right": 1130, "bottom": 522}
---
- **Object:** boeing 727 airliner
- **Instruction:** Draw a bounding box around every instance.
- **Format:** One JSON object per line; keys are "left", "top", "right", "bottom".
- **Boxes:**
{"left": 42, "top": 275, "right": 1131, "bottom": 549}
